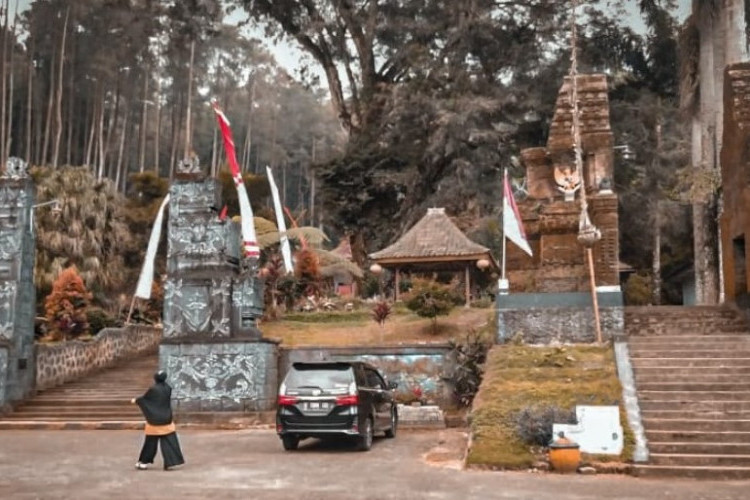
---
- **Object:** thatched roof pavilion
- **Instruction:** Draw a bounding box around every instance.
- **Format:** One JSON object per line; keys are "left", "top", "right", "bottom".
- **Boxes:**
{"left": 369, "top": 207, "right": 498, "bottom": 305}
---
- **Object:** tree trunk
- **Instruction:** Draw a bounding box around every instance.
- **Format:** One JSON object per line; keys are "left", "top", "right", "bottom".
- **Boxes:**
{"left": 25, "top": 33, "right": 32, "bottom": 163}
{"left": 115, "top": 109, "right": 128, "bottom": 190}
{"left": 41, "top": 51, "right": 55, "bottom": 166}
{"left": 139, "top": 70, "right": 149, "bottom": 173}
{"left": 0, "top": 0, "right": 10, "bottom": 167}
{"left": 693, "top": 7, "right": 720, "bottom": 304}
{"left": 183, "top": 41, "right": 195, "bottom": 159}
{"left": 52, "top": 7, "right": 69, "bottom": 169}
{"left": 154, "top": 77, "right": 161, "bottom": 175}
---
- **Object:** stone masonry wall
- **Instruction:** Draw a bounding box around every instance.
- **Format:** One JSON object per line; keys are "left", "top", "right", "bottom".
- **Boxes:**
{"left": 280, "top": 345, "right": 455, "bottom": 406}
{"left": 35, "top": 326, "right": 161, "bottom": 391}
{"left": 160, "top": 340, "right": 279, "bottom": 412}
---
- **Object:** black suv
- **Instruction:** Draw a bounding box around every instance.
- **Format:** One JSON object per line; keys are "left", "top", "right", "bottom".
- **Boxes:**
{"left": 276, "top": 361, "right": 398, "bottom": 451}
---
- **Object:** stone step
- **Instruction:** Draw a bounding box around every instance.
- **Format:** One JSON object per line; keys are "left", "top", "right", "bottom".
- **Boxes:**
{"left": 628, "top": 335, "right": 750, "bottom": 343}
{"left": 650, "top": 442, "right": 750, "bottom": 455}
{"left": 0, "top": 421, "right": 145, "bottom": 431}
{"left": 637, "top": 382, "right": 750, "bottom": 392}
{"left": 633, "top": 464, "right": 750, "bottom": 479}
{"left": 645, "top": 430, "right": 750, "bottom": 443}
{"left": 638, "top": 390, "right": 750, "bottom": 402}
{"left": 20, "top": 398, "right": 139, "bottom": 407}
{"left": 0, "top": 415, "right": 143, "bottom": 421}
{"left": 642, "top": 418, "right": 750, "bottom": 432}
{"left": 11, "top": 406, "right": 142, "bottom": 415}
{"left": 629, "top": 350, "right": 750, "bottom": 359}
{"left": 635, "top": 374, "right": 750, "bottom": 384}
{"left": 631, "top": 358, "right": 750, "bottom": 368}
{"left": 640, "top": 400, "right": 750, "bottom": 412}
{"left": 649, "top": 453, "right": 750, "bottom": 467}
{"left": 629, "top": 342, "right": 750, "bottom": 351}
{"left": 634, "top": 366, "right": 750, "bottom": 376}
{"left": 641, "top": 410, "right": 750, "bottom": 420}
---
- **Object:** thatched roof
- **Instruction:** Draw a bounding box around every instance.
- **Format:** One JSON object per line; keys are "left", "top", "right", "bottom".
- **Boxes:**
{"left": 369, "top": 208, "right": 496, "bottom": 268}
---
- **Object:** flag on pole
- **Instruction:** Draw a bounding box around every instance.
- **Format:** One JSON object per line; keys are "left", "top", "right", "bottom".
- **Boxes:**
{"left": 211, "top": 100, "right": 260, "bottom": 258}
{"left": 266, "top": 166, "right": 294, "bottom": 274}
{"left": 134, "top": 195, "right": 170, "bottom": 299}
{"left": 503, "top": 171, "right": 533, "bottom": 256}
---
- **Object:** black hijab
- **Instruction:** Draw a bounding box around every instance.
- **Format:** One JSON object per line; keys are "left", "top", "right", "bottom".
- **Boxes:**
{"left": 135, "top": 370, "right": 174, "bottom": 426}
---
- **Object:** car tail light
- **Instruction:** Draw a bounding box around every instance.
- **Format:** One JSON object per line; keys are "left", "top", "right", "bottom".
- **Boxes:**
{"left": 335, "top": 394, "right": 359, "bottom": 406}
{"left": 278, "top": 394, "right": 299, "bottom": 406}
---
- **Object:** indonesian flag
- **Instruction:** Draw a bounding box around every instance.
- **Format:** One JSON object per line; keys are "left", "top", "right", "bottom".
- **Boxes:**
{"left": 212, "top": 100, "right": 260, "bottom": 259}
{"left": 135, "top": 194, "right": 170, "bottom": 299}
{"left": 266, "top": 166, "right": 294, "bottom": 274}
{"left": 503, "top": 170, "right": 533, "bottom": 256}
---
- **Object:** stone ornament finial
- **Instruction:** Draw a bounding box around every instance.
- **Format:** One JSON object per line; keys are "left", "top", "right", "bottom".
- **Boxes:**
{"left": 3, "top": 157, "right": 28, "bottom": 180}
{"left": 177, "top": 154, "right": 201, "bottom": 176}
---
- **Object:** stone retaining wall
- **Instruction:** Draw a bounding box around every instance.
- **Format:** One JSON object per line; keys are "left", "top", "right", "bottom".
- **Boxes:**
{"left": 35, "top": 326, "right": 161, "bottom": 391}
{"left": 280, "top": 344, "right": 455, "bottom": 406}
{"left": 497, "top": 290, "right": 624, "bottom": 344}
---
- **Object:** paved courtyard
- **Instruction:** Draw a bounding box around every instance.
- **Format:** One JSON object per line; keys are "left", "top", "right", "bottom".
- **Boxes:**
{"left": 1, "top": 428, "right": 748, "bottom": 500}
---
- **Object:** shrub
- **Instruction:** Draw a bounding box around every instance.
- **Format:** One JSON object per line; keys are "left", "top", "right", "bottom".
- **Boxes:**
{"left": 448, "top": 330, "right": 492, "bottom": 406}
{"left": 514, "top": 404, "right": 578, "bottom": 447}
{"left": 404, "top": 278, "right": 455, "bottom": 334}
{"left": 44, "top": 266, "right": 92, "bottom": 341}
{"left": 87, "top": 307, "right": 118, "bottom": 335}
{"left": 371, "top": 300, "right": 392, "bottom": 327}
{"left": 624, "top": 273, "right": 652, "bottom": 305}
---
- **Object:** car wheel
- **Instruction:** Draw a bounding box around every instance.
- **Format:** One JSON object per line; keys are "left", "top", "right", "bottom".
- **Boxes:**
{"left": 384, "top": 409, "right": 397, "bottom": 438}
{"left": 281, "top": 434, "right": 300, "bottom": 451}
{"left": 357, "top": 416, "right": 373, "bottom": 451}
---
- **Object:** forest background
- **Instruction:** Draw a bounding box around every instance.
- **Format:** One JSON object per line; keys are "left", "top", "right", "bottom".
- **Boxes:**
{"left": 0, "top": 0, "right": 707, "bottom": 315}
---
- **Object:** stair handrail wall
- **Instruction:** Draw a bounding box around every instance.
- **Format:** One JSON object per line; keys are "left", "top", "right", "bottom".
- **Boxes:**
{"left": 35, "top": 325, "right": 161, "bottom": 392}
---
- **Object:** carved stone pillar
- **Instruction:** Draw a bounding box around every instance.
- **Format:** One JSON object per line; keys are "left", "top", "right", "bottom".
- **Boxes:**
{"left": 0, "top": 160, "right": 36, "bottom": 409}
{"left": 160, "top": 160, "right": 277, "bottom": 414}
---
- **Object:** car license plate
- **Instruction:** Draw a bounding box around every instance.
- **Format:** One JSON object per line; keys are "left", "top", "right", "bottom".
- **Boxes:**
{"left": 307, "top": 402, "right": 329, "bottom": 410}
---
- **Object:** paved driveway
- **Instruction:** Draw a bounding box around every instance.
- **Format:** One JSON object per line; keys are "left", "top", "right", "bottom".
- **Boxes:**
{"left": 0, "top": 428, "right": 748, "bottom": 500}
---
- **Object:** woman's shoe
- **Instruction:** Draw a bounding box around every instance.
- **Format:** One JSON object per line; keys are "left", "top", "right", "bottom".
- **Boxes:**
{"left": 135, "top": 462, "right": 148, "bottom": 470}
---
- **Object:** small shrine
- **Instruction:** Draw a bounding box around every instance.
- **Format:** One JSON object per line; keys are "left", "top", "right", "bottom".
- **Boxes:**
{"left": 510, "top": 74, "right": 619, "bottom": 293}
{"left": 369, "top": 207, "right": 498, "bottom": 305}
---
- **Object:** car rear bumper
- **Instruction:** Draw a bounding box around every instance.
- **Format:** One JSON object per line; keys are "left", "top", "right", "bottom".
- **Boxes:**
{"left": 277, "top": 415, "right": 359, "bottom": 436}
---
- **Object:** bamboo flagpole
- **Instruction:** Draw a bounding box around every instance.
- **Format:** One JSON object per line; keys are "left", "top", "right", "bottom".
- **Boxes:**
{"left": 570, "top": 0, "right": 603, "bottom": 343}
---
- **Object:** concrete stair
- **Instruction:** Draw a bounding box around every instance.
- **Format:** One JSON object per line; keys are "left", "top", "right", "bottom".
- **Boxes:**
{"left": 626, "top": 306, "right": 750, "bottom": 479}
{"left": 0, "top": 353, "right": 158, "bottom": 430}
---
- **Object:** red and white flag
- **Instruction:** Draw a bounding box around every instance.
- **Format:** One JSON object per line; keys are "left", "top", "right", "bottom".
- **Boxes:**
{"left": 212, "top": 100, "right": 260, "bottom": 259}
{"left": 503, "top": 170, "right": 533, "bottom": 256}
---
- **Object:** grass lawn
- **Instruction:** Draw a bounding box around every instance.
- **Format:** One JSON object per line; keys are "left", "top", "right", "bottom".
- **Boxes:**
{"left": 466, "top": 344, "right": 634, "bottom": 470}
{"left": 259, "top": 306, "right": 494, "bottom": 346}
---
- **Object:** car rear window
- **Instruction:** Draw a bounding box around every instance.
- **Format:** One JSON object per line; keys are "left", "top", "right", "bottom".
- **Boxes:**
{"left": 284, "top": 364, "right": 355, "bottom": 392}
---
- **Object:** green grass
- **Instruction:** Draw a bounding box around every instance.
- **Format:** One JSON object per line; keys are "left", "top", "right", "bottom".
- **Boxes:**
{"left": 466, "top": 344, "right": 635, "bottom": 469}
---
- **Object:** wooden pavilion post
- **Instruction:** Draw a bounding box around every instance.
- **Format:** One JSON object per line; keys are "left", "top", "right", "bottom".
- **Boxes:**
{"left": 464, "top": 265, "right": 471, "bottom": 307}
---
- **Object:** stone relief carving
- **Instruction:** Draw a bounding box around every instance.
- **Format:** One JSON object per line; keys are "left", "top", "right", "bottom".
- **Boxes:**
{"left": 167, "top": 223, "right": 227, "bottom": 259}
{"left": 166, "top": 352, "right": 263, "bottom": 401}
{"left": 0, "top": 281, "right": 16, "bottom": 340}
{"left": 0, "top": 185, "right": 26, "bottom": 208}
{"left": 177, "top": 155, "right": 201, "bottom": 176}
{"left": 3, "top": 158, "right": 28, "bottom": 180}
{"left": 0, "top": 230, "right": 20, "bottom": 261}
{"left": 554, "top": 165, "right": 581, "bottom": 202}
{"left": 172, "top": 183, "right": 216, "bottom": 213}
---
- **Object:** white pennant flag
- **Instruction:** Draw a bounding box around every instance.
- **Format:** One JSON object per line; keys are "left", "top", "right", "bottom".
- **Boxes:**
{"left": 503, "top": 171, "right": 533, "bottom": 256}
{"left": 135, "top": 194, "right": 170, "bottom": 299}
{"left": 266, "top": 166, "right": 293, "bottom": 274}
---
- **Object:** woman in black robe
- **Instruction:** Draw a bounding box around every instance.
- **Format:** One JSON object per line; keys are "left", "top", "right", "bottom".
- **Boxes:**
{"left": 131, "top": 370, "right": 185, "bottom": 470}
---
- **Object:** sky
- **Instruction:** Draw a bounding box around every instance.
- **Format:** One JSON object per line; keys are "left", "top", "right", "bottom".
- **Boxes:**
{"left": 12, "top": 0, "right": 693, "bottom": 81}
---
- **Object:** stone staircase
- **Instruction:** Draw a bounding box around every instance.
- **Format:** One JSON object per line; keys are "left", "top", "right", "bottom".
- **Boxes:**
{"left": 0, "top": 353, "right": 158, "bottom": 430}
{"left": 626, "top": 305, "right": 750, "bottom": 479}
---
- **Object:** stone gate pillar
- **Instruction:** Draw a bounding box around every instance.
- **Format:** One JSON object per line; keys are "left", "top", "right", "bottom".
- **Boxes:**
{"left": 0, "top": 159, "right": 36, "bottom": 410}
{"left": 160, "top": 159, "right": 278, "bottom": 416}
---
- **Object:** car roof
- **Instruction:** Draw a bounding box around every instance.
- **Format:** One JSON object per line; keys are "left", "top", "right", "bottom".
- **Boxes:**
{"left": 291, "top": 361, "right": 379, "bottom": 371}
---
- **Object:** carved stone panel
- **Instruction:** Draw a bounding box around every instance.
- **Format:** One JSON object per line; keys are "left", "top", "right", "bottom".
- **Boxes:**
{"left": 0, "top": 347, "right": 6, "bottom": 404}
{"left": 163, "top": 277, "right": 232, "bottom": 339}
{"left": 231, "top": 276, "right": 265, "bottom": 338}
{"left": 0, "top": 281, "right": 16, "bottom": 341}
